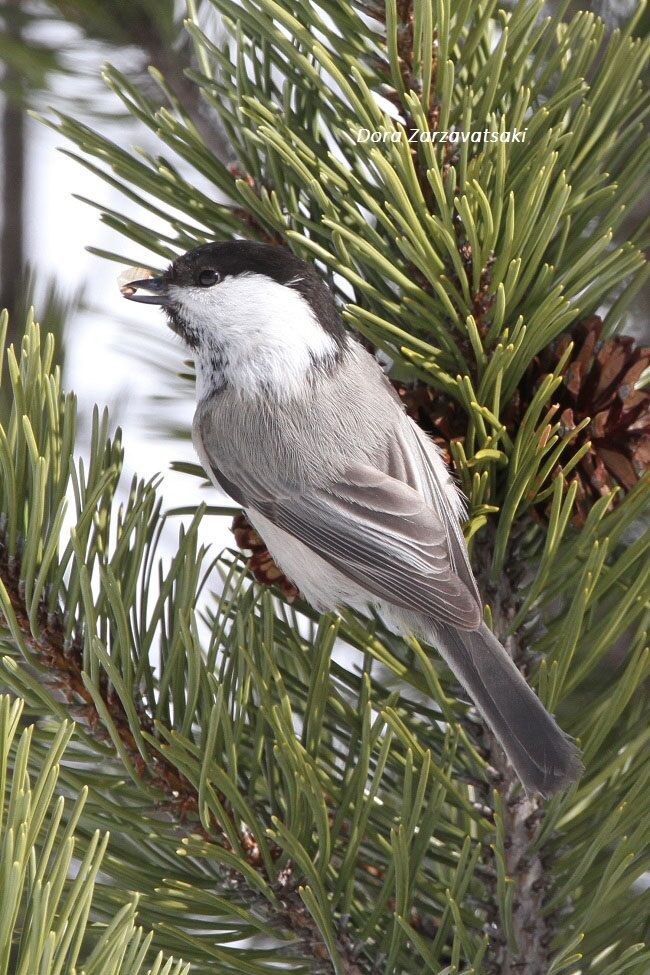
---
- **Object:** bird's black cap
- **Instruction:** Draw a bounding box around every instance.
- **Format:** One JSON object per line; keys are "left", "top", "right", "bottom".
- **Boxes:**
{"left": 168, "top": 240, "right": 347, "bottom": 345}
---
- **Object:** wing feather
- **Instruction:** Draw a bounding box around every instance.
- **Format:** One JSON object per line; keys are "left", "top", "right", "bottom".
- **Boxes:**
{"left": 394, "top": 416, "right": 482, "bottom": 605}
{"left": 265, "top": 491, "right": 481, "bottom": 628}
{"left": 195, "top": 394, "right": 482, "bottom": 629}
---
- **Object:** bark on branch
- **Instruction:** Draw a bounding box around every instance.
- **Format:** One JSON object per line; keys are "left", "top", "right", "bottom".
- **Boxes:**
{"left": 483, "top": 564, "right": 556, "bottom": 975}
{"left": 0, "top": 542, "right": 362, "bottom": 975}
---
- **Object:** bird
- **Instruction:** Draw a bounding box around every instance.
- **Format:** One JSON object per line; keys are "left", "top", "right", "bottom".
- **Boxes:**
{"left": 122, "top": 239, "right": 583, "bottom": 796}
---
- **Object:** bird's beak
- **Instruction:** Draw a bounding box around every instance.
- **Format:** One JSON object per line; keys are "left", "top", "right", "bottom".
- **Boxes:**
{"left": 121, "top": 276, "right": 168, "bottom": 305}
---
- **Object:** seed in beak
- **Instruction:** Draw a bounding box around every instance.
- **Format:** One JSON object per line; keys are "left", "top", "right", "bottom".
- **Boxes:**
{"left": 118, "top": 266, "right": 154, "bottom": 296}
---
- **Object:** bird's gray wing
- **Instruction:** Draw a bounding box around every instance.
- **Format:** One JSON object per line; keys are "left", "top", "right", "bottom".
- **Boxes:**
{"left": 196, "top": 404, "right": 481, "bottom": 628}
{"left": 387, "top": 414, "right": 482, "bottom": 606}
{"left": 253, "top": 465, "right": 482, "bottom": 628}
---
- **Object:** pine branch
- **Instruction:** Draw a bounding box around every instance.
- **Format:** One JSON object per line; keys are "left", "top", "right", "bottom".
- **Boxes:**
{"left": 3, "top": 0, "right": 650, "bottom": 970}
{"left": 0, "top": 543, "right": 202, "bottom": 826}
{"left": 143, "top": 33, "right": 234, "bottom": 166}
{"left": 0, "top": 695, "right": 190, "bottom": 975}
{"left": 1, "top": 1, "right": 235, "bottom": 162}
{"left": 0, "top": 473, "right": 366, "bottom": 975}
{"left": 0, "top": 315, "right": 378, "bottom": 972}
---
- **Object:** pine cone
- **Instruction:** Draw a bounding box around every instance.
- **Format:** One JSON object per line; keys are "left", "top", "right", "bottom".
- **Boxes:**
{"left": 392, "top": 380, "right": 466, "bottom": 466}
{"left": 393, "top": 316, "right": 649, "bottom": 527}
{"left": 231, "top": 513, "right": 299, "bottom": 601}
{"left": 520, "top": 316, "right": 650, "bottom": 523}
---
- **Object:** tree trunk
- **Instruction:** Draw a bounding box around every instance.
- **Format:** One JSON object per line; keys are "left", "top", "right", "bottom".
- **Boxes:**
{"left": 0, "top": 0, "right": 26, "bottom": 342}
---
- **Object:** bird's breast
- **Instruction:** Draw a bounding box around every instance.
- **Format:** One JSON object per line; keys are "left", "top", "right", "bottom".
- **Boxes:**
{"left": 193, "top": 349, "right": 400, "bottom": 491}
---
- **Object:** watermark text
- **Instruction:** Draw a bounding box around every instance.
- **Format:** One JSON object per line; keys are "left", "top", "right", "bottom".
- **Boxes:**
{"left": 356, "top": 127, "right": 527, "bottom": 144}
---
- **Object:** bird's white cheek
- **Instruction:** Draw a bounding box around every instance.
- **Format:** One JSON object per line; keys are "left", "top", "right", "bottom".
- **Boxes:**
{"left": 168, "top": 286, "right": 220, "bottom": 337}
{"left": 171, "top": 275, "right": 339, "bottom": 399}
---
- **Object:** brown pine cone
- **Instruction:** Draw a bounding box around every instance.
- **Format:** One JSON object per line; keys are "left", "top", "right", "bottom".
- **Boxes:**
{"left": 519, "top": 316, "right": 650, "bottom": 523}
{"left": 393, "top": 316, "right": 649, "bottom": 527}
{"left": 231, "top": 513, "right": 299, "bottom": 601}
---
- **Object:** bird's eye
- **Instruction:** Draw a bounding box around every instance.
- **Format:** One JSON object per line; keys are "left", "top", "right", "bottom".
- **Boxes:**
{"left": 197, "top": 269, "right": 221, "bottom": 287}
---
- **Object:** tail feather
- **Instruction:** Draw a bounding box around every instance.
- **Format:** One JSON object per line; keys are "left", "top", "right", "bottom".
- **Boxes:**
{"left": 435, "top": 622, "right": 583, "bottom": 795}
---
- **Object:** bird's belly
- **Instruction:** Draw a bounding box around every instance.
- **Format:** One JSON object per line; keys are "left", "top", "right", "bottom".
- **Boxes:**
{"left": 245, "top": 508, "right": 441, "bottom": 649}
{"left": 245, "top": 508, "right": 372, "bottom": 615}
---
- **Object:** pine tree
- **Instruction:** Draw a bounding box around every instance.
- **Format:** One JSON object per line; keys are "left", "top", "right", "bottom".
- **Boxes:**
{"left": 1, "top": 2, "right": 649, "bottom": 973}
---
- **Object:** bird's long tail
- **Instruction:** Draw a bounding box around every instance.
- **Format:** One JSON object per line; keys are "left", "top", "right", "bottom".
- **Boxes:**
{"left": 435, "top": 621, "right": 583, "bottom": 795}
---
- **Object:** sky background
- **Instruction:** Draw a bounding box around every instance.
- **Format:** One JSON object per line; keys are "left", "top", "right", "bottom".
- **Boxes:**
{"left": 24, "top": 102, "right": 235, "bottom": 560}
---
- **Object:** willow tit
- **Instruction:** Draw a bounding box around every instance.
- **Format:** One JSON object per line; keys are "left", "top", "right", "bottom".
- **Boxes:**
{"left": 123, "top": 240, "right": 582, "bottom": 795}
